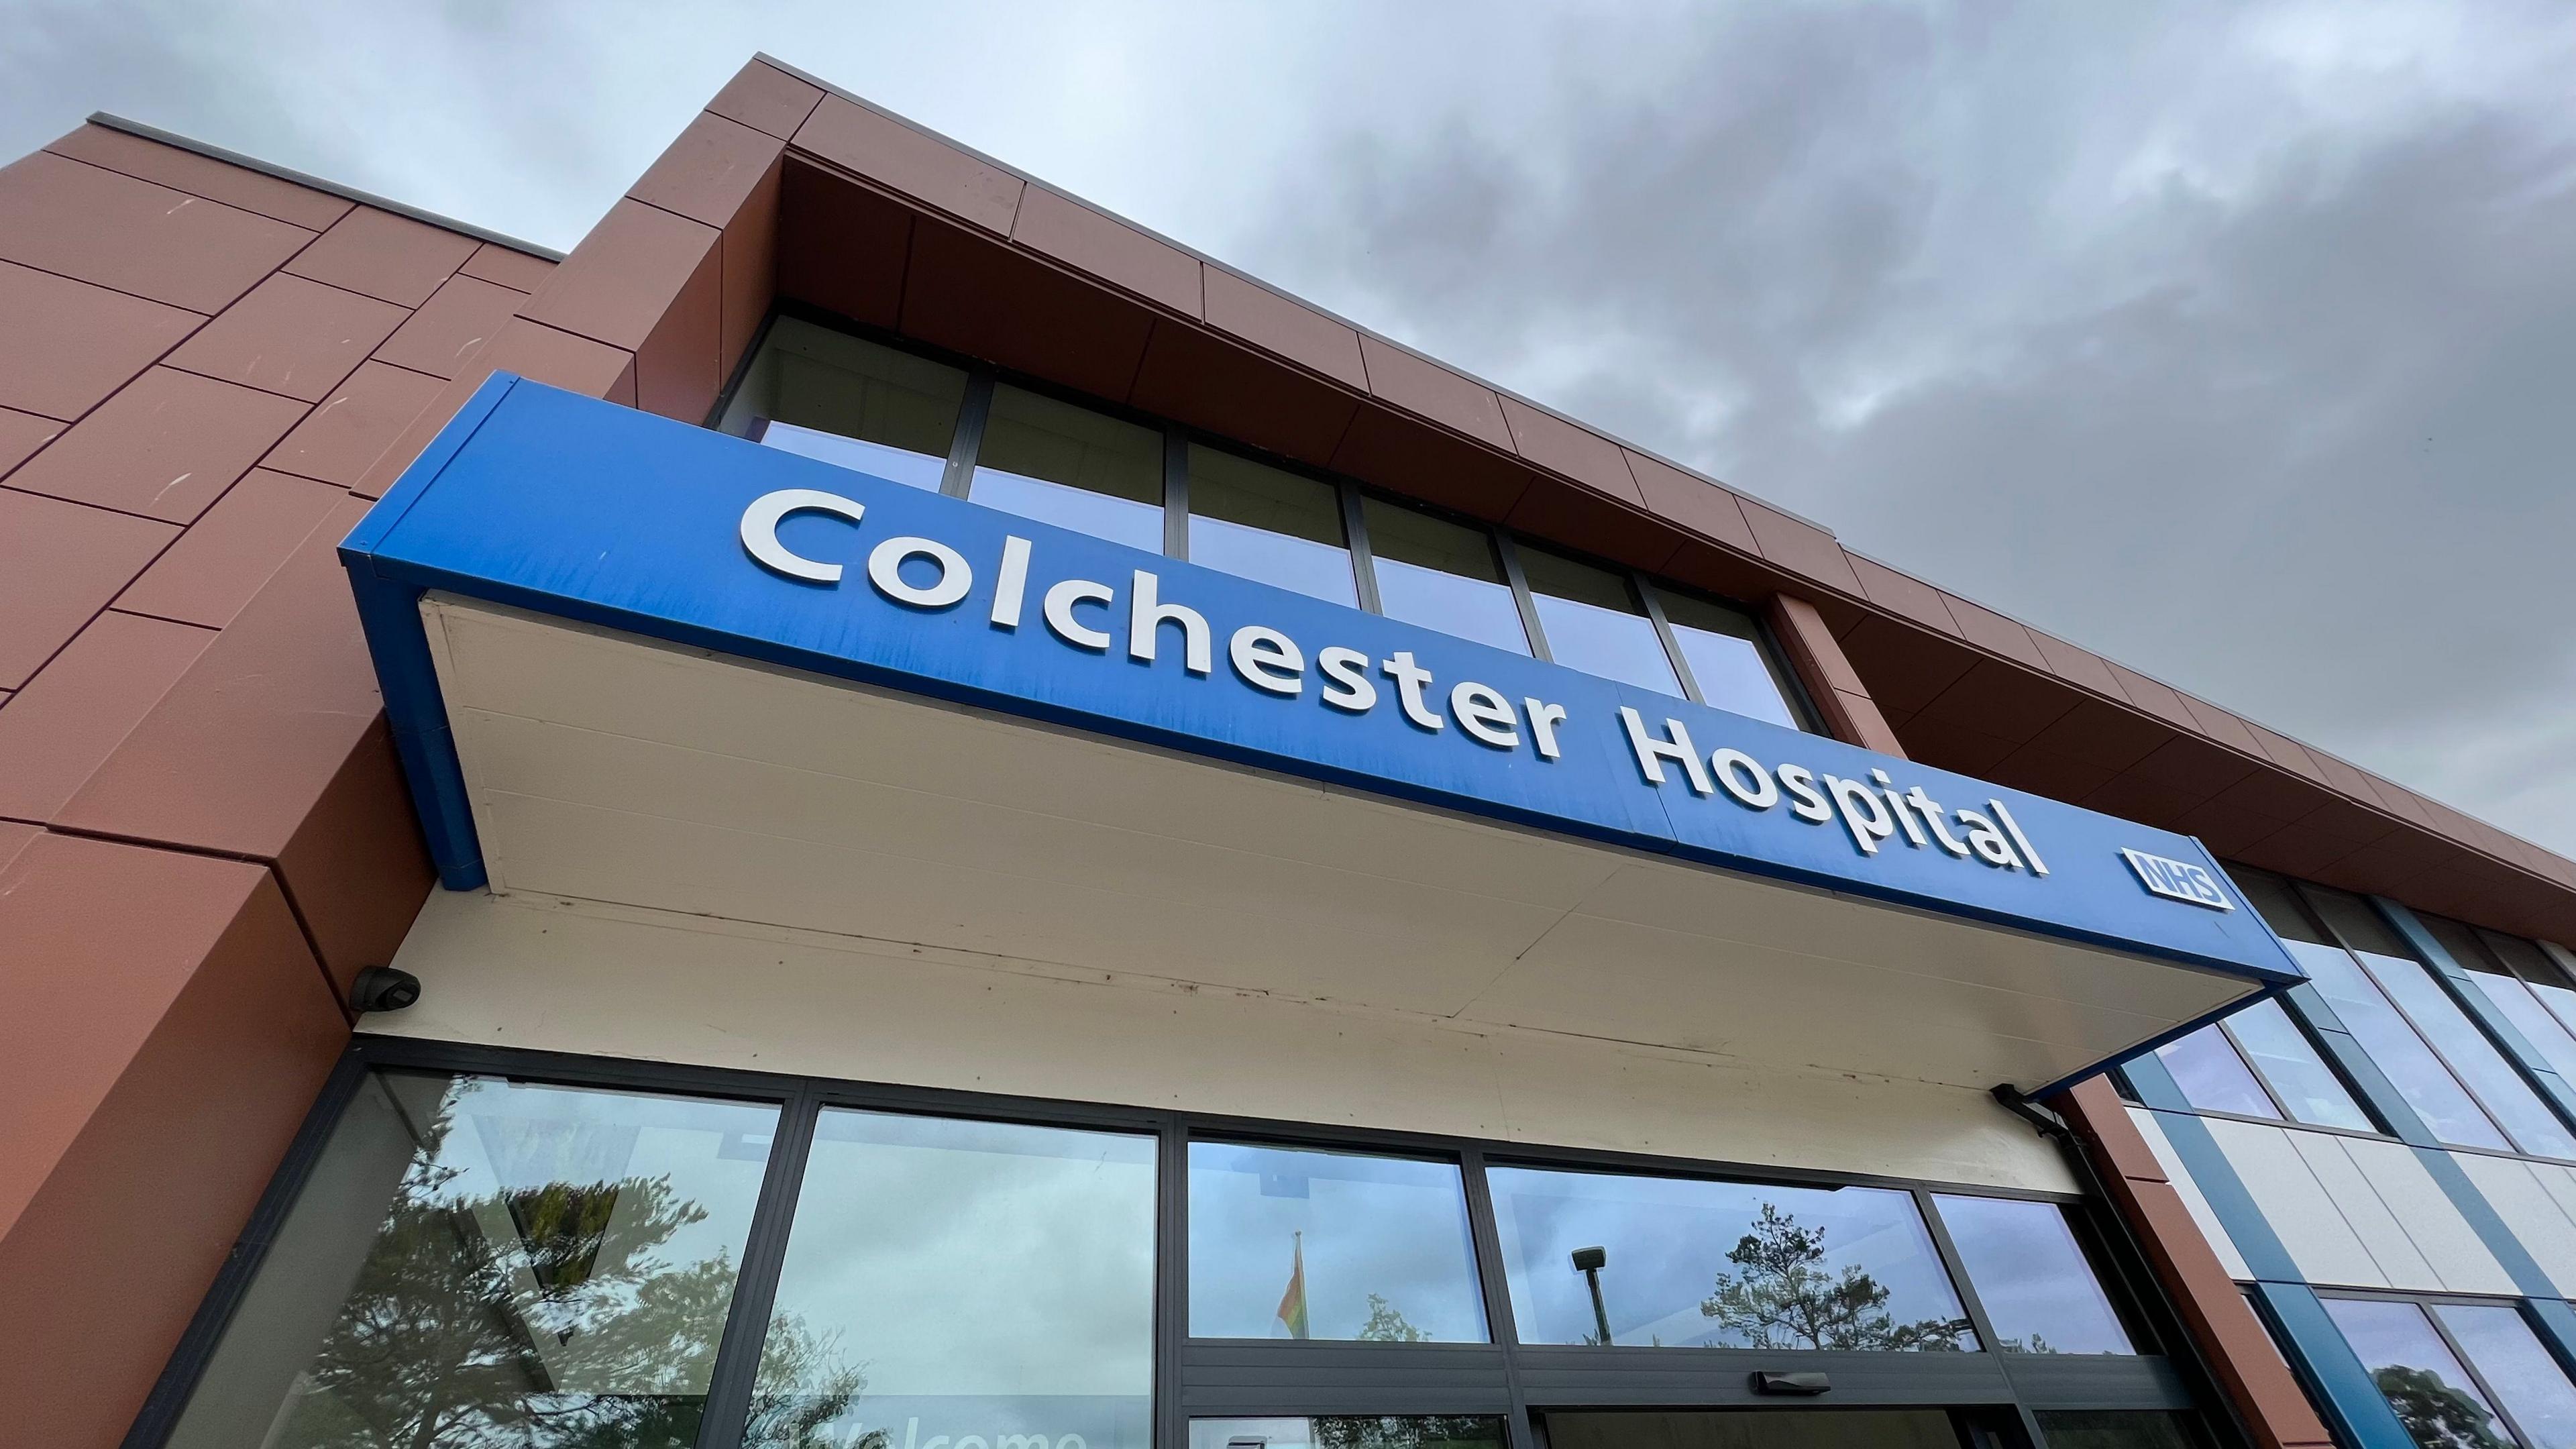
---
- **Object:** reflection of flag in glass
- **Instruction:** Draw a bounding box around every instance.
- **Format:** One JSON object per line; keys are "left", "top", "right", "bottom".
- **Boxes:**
{"left": 1275, "top": 1230, "right": 1308, "bottom": 1340}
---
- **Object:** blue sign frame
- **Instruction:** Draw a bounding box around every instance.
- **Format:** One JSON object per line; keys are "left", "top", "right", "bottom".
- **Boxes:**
{"left": 343, "top": 378, "right": 2302, "bottom": 1057}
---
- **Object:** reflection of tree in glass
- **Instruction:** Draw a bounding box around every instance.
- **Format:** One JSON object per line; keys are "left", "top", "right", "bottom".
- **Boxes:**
{"left": 2371, "top": 1366, "right": 2510, "bottom": 1449}
{"left": 1698, "top": 1203, "right": 1962, "bottom": 1351}
{"left": 1993, "top": 1333, "right": 2059, "bottom": 1354}
{"left": 1310, "top": 1415, "right": 1506, "bottom": 1449}
{"left": 1357, "top": 1294, "right": 1430, "bottom": 1343}
{"left": 270, "top": 1104, "right": 861, "bottom": 1449}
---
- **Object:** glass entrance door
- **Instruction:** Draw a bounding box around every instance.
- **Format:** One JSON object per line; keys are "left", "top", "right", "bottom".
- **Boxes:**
{"left": 1546, "top": 1410, "right": 1972, "bottom": 1449}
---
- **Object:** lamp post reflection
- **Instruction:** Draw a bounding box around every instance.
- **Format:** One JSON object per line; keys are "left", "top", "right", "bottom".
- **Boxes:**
{"left": 1571, "top": 1246, "right": 1613, "bottom": 1346}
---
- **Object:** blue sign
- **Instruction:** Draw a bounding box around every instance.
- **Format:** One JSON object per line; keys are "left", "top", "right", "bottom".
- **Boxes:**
{"left": 342, "top": 377, "right": 2302, "bottom": 994}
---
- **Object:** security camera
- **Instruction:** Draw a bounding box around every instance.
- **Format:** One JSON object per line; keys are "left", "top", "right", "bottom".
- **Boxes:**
{"left": 350, "top": 966, "right": 423, "bottom": 1014}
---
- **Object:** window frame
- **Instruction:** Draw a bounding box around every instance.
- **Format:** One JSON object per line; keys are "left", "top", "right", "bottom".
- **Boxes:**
{"left": 721, "top": 305, "right": 1817, "bottom": 735}
{"left": 134, "top": 1034, "right": 2209, "bottom": 1449}
{"left": 2315, "top": 1288, "right": 2576, "bottom": 1449}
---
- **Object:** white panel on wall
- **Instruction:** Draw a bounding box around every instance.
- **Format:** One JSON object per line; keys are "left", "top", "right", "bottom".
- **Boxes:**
{"left": 2130, "top": 1107, "right": 2253, "bottom": 1280}
{"left": 2204, "top": 1117, "right": 2386, "bottom": 1287}
{"left": 2451, "top": 1152, "right": 2576, "bottom": 1295}
{"left": 2287, "top": 1131, "right": 2436, "bottom": 1287}
{"left": 2340, "top": 1138, "right": 2514, "bottom": 1295}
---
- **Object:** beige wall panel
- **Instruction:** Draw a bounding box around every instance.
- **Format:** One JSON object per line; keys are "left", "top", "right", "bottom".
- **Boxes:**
{"left": 2450, "top": 1152, "right": 2576, "bottom": 1295}
{"left": 378, "top": 888, "right": 2079, "bottom": 1192}
{"left": 2128, "top": 1108, "right": 2253, "bottom": 1279}
{"left": 2285, "top": 1131, "right": 2435, "bottom": 1288}
{"left": 2204, "top": 1117, "right": 2386, "bottom": 1287}
{"left": 2337, "top": 1138, "right": 2513, "bottom": 1295}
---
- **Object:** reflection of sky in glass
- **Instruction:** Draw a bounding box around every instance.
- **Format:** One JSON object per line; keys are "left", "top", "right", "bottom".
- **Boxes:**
{"left": 1373, "top": 559, "right": 1528, "bottom": 655}
{"left": 971, "top": 468, "right": 1165, "bottom": 553}
{"left": 2438, "top": 1305, "right": 2576, "bottom": 1449}
{"left": 761, "top": 420, "right": 947, "bottom": 490}
{"left": 1530, "top": 594, "right": 1680, "bottom": 694}
{"left": 2353, "top": 949, "right": 2576, "bottom": 1157}
{"left": 2157, "top": 1026, "right": 2279, "bottom": 1119}
{"left": 2326, "top": 1298, "right": 2511, "bottom": 1444}
{"left": 1188, "top": 1142, "right": 1487, "bottom": 1341}
{"left": 2291, "top": 941, "right": 2510, "bottom": 1150}
{"left": 2469, "top": 972, "right": 2576, "bottom": 1087}
{"left": 1190, "top": 1419, "right": 1506, "bottom": 1449}
{"left": 1189, "top": 515, "right": 1358, "bottom": 606}
{"left": 1486, "top": 1165, "right": 1973, "bottom": 1350}
{"left": 2224, "top": 999, "right": 2373, "bottom": 1130}
{"left": 1931, "top": 1196, "right": 2132, "bottom": 1354}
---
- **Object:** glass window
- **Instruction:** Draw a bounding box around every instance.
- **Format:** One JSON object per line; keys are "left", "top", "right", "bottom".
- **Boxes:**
{"left": 2290, "top": 939, "right": 2515, "bottom": 1152}
{"left": 2306, "top": 885, "right": 2413, "bottom": 959}
{"left": 1933, "top": 1195, "right": 2135, "bottom": 1354}
{"left": 1656, "top": 589, "right": 1801, "bottom": 729}
{"left": 2349, "top": 947, "right": 2576, "bottom": 1159}
{"left": 1548, "top": 1409, "right": 1968, "bottom": 1449}
{"left": 1186, "top": 446, "right": 1358, "bottom": 606}
{"left": 2325, "top": 1297, "right": 2516, "bottom": 1449}
{"left": 1485, "top": 1164, "right": 1976, "bottom": 1350}
{"left": 970, "top": 384, "right": 1166, "bottom": 551}
{"left": 2227, "top": 998, "right": 2376, "bottom": 1131}
{"left": 2226, "top": 865, "right": 2340, "bottom": 948}
{"left": 2035, "top": 1412, "right": 2203, "bottom": 1449}
{"left": 2436, "top": 1305, "right": 2576, "bottom": 1449}
{"left": 743, "top": 317, "right": 965, "bottom": 491}
{"left": 1360, "top": 497, "right": 1529, "bottom": 655}
{"left": 2157, "top": 1024, "right": 2282, "bottom": 1119}
{"left": 746, "top": 1110, "right": 1157, "bottom": 1449}
{"left": 1516, "top": 545, "right": 1682, "bottom": 695}
{"left": 1188, "top": 1141, "right": 1487, "bottom": 1342}
{"left": 1191, "top": 1418, "right": 1507, "bottom": 1449}
{"left": 166, "top": 1071, "right": 777, "bottom": 1449}
{"left": 2487, "top": 933, "right": 2576, "bottom": 1055}
{"left": 2433, "top": 917, "right": 2576, "bottom": 1089}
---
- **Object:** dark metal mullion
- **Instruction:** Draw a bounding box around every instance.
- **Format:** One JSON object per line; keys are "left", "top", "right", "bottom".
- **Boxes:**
{"left": 1159, "top": 1116, "right": 1188, "bottom": 1449}
{"left": 1921, "top": 1188, "right": 2050, "bottom": 1449}
{"left": 1342, "top": 482, "right": 1383, "bottom": 615}
{"left": 2214, "top": 1017, "right": 2302, "bottom": 1124}
{"left": 941, "top": 370, "right": 995, "bottom": 499}
{"left": 1163, "top": 429, "right": 1191, "bottom": 560}
{"left": 1492, "top": 531, "right": 1552, "bottom": 661}
{"left": 2419, "top": 1300, "right": 2540, "bottom": 1449}
{"left": 1460, "top": 1147, "right": 1540, "bottom": 1449}
{"left": 1634, "top": 573, "right": 1703, "bottom": 704}
{"left": 693, "top": 1084, "right": 825, "bottom": 1449}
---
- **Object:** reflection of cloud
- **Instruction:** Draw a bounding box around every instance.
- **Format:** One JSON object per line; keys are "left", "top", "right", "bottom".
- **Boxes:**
{"left": 1188, "top": 1146, "right": 1487, "bottom": 1341}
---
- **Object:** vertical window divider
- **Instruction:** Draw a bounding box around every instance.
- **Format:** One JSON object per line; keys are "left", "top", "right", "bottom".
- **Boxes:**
{"left": 1341, "top": 482, "right": 1384, "bottom": 615}
{"left": 694, "top": 1081, "right": 825, "bottom": 1449}
{"left": 1917, "top": 1189, "right": 2047, "bottom": 1449}
{"left": 1158, "top": 1115, "right": 1188, "bottom": 1449}
{"left": 2417, "top": 1300, "right": 2542, "bottom": 1449}
{"left": 941, "top": 370, "right": 995, "bottom": 499}
{"left": 2213, "top": 1018, "right": 2300, "bottom": 1122}
{"left": 1493, "top": 532, "right": 1553, "bottom": 663}
{"left": 1163, "top": 430, "right": 1191, "bottom": 561}
{"left": 1459, "top": 1146, "right": 1540, "bottom": 1449}
{"left": 1634, "top": 574, "right": 1705, "bottom": 706}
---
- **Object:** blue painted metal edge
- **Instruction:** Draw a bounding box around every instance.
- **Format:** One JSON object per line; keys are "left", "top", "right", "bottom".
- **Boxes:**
{"left": 2249, "top": 1281, "right": 2417, "bottom": 1449}
{"left": 336, "top": 372, "right": 519, "bottom": 890}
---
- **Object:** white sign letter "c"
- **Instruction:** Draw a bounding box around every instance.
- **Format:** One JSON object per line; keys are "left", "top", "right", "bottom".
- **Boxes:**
{"left": 741, "top": 488, "right": 866, "bottom": 582}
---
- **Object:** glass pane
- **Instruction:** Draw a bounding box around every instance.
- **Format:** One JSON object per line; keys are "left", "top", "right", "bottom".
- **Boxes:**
{"left": 747, "top": 1110, "right": 1157, "bottom": 1449}
{"left": 1486, "top": 1164, "right": 1975, "bottom": 1350}
{"left": 2437, "top": 1305, "right": 2576, "bottom": 1449}
{"left": 2486, "top": 932, "right": 2576, "bottom": 992}
{"left": 2352, "top": 949, "right": 2576, "bottom": 1159}
{"left": 2226, "top": 865, "right": 2338, "bottom": 947}
{"left": 2226, "top": 998, "right": 2375, "bottom": 1131}
{"left": 753, "top": 318, "right": 965, "bottom": 492}
{"left": 1187, "top": 1141, "right": 1487, "bottom": 1341}
{"left": 2035, "top": 1411, "right": 2202, "bottom": 1449}
{"left": 971, "top": 384, "right": 1165, "bottom": 551}
{"left": 1548, "top": 1409, "right": 1968, "bottom": 1449}
{"left": 2157, "top": 1024, "right": 2282, "bottom": 1119}
{"left": 1933, "top": 1195, "right": 2134, "bottom": 1354}
{"left": 1187, "top": 445, "right": 1357, "bottom": 606}
{"left": 1658, "top": 590, "right": 1799, "bottom": 729}
{"left": 1519, "top": 545, "right": 1682, "bottom": 694}
{"left": 1192, "top": 1417, "right": 1507, "bottom": 1449}
{"left": 2428, "top": 916, "right": 2512, "bottom": 975}
{"left": 2324, "top": 1297, "right": 2515, "bottom": 1449}
{"left": 2306, "top": 885, "right": 2412, "bottom": 959}
{"left": 2291, "top": 940, "right": 2512, "bottom": 1151}
{"left": 166, "top": 1071, "right": 777, "bottom": 1449}
{"left": 1360, "top": 497, "right": 1527, "bottom": 654}
{"left": 2468, "top": 971, "right": 2576, "bottom": 1088}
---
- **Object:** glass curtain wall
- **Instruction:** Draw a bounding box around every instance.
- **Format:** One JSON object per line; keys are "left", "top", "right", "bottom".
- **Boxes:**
{"left": 727, "top": 316, "right": 967, "bottom": 491}
{"left": 2425, "top": 916, "right": 2576, "bottom": 1087}
{"left": 2323, "top": 1296, "right": 2576, "bottom": 1449}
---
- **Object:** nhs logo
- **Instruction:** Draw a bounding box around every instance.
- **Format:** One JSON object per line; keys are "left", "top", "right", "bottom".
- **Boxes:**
{"left": 2123, "top": 849, "right": 2235, "bottom": 911}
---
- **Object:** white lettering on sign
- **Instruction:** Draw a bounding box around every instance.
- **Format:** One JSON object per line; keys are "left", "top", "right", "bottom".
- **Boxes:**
{"left": 2123, "top": 849, "right": 2235, "bottom": 910}
{"left": 737, "top": 487, "right": 2071, "bottom": 879}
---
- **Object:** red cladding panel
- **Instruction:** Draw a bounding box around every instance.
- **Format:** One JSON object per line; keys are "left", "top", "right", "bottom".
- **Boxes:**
{"left": 117, "top": 468, "right": 347, "bottom": 629}
{"left": 0, "top": 488, "right": 176, "bottom": 690}
{"left": 0, "top": 610, "right": 213, "bottom": 822}
{"left": 373, "top": 275, "right": 527, "bottom": 379}
{"left": 2, "top": 367, "right": 308, "bottom": 524}
{"left": 45, "top": 124, "right": 354, "bottom": 231}
{"left": 164, "top": 273, "right": 407, "bottom": 402}
{"left": 794, "top": 95, "right": 1024, "bottom": 235}
{"left": 284, "top": 205, "right": 478, "bottom": 308}
{"left": 265, "top": 362, "right": 445, "bottom": 488}
{"left": 0, "top": 260, "right": 203, "bottom": 422}
{"left": 0, "top": 151, "right": 312, "bottom": 312}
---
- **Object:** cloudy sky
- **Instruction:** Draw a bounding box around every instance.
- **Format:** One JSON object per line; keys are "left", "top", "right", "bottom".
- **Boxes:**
{"left": 7, "top": 1, "right": 2572, "bottom": 856}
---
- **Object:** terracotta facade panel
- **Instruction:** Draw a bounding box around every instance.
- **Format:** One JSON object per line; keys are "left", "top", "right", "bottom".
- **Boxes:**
{"left": 1129, "top": 321, "right": 1359, "bottom": 469}
{"left": 459, "top": 242, "right": 555, "bottom": 293}
{"left": 523, "top": 198, "right": 720, "bottom": 356}
{"left": 2023, "top": 698, "right": 2177, "bottom": 774}
{"left": 2105, "top": 661, "right": 2201, "bottom": 732}
{"left": 1739, "top": 499, "right": 1862, "bottom": 594}
{"left": 1987, "top": 741, "right": 2122, "bottom": 806}
{"left": 163, "top": 272, "right": 407, "bottom": 402}
{"left": 1836, "top": 614, "right": 1976, "bottom": 716}
{"left": 0, "top": 488, "right": 178, "bottom": 689}
{"left": 1626, "top": 451, "right": 1760, "bottom": 556}
{"left": 900, "top": 218, "right": 1155, "bottom": 403}
{"left": 373, "top": 274, "right": 525, "bottom": 379}
{"left": 1201, "top": 268, "right": 1366, "bottom": 390}
{"left": 273, "top": 713, "right": 436, "bottom": 988}
{"left": 794, "top": 95, "right": 1024, "bottom": 235}
{"left": 707, "top": 58, "right": 827, "bottom": 142}
{"left": 1011, "top": 186, "right": 1202, "bottom": 318}
{"left": 0, "top": 610, "right": 213, "bottom": 822}
{"left": 1356, "top": 335, "right": 1511, "bottom": 449}
{"left": 0, "top": 407, "right": 61, "bottom": 478}
{"left": 1845, "top": 554, "right": 1962, "bottom": 637}
{"left": 776, "top": 160, "right": 910, "bottom": 331}
{"left": 350, "top": 320, "right": 637, "bottom": 499}
{"left": 1940, "top": 592, "right": 2051, "bottom": 669}
{"left": 46, "top": 123, "right": 354, "bottom": 231}
{"left": 0, "top": 260, "right": 203, "bottom": 421}
{"left": 1911, "top": 657, "right": 2082, "bottom": 745}
{"left": 117, "top": 468, "right": 346, "bottom": 629}
{"left": 636, "top": 237, "right": 724, "bottom": 422}
{"left": 1504, "top": 477, "right": 1675, "bottom": 573}
{"left": 3, "top": 366, "right": 307, "bottom": 523}
{"left": 718, "top": 156, "right": 782, "bottom": 382}
{"left": 0, "top": 151, "right": 311, "bottom": 312}
{"left": 1497, "top": 396, "right": 1642, "bottom": 506}
{"left": 2243, "top": 722, "right": 2328, "bottom": 784}
{"left": 2178, "top": 694, "right": 2265, "bottom": 757}
{"left": 284, "top": 205, "right": 478, "bottom": 308}
{"left": 2028, "top": 631, "right": 2128, "bottom": 700}
{"left": 631, "top": 111, "right": 789, "bottom": 231}
{"left": 265, "top": 362, "right": 446, "bottom": 490}
{"left": 1330, "top": 402, "right": 1530, "bottom": 522}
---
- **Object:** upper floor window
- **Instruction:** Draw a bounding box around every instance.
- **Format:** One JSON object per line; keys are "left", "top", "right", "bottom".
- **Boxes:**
{"left": 1516, "top": 544, "right": 1682, "bottom": 696}
{"left": 1184, "top": 445, "right": 1358, "bottom": 607}
{"left": 2324, "top": 1296, "right": 2576, "bottom": 1449}
{"left": 1932, "top": 1195, "right": 2137, "bottom": 1354}
{"left": 2427, "top": 916, "right": 2576, "bottom": 1087}
{"left": 1657, "top": 589, "right": 1801, "bottom": 729}
{"left": 1360, "top": 496, "right": 1531, "bottom": 655}
{"left": 1187, "top": 1141, "right": 1487, "bottom": 1342}
{"left": 2153, "top": 998, "right": 2373, "bottom": 1131}
{"left": 731, "top": 316, "right": 966, "bottom": 490}
{"left": 969, "top": 384, "right": 1166, "bottom": 551}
